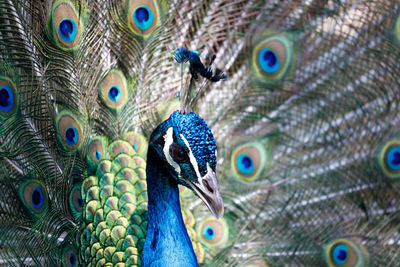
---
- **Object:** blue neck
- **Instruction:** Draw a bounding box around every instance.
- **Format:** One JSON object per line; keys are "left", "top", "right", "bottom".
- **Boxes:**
{"left": 143, "top": 147, "right": 199, "bottom": 267}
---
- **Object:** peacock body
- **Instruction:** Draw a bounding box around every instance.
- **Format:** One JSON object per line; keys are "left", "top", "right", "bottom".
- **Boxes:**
{"left": 0, "top": 0, "right": 399, "bottom": 266}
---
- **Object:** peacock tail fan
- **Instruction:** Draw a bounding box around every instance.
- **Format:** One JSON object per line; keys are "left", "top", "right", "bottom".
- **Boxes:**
{"left": 0, "top": 0, "right": 399, "bottom": 266}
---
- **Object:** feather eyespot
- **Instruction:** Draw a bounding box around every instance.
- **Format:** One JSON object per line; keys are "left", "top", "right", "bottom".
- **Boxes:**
{"left": 324, "top": 238, "right": 368, "bottom": 267}
{"left": 69, "top": 185, "right": 83, "bottom": 222}
{"left": 197, "top": 217, "right": 229, "bottom": 248}
{"left": 69, "top": 253, "right": 76, "bottom": 267}
{"left": 170, "top": 143, "right": 189, "bottom": 163}
{"left": 108, "top": 86, "right": 122, "bottom": 102}
{"left": 231, "top": 142, "right": 267, "bottom": 182}
{"left": 0, "top": 79, "right": 18, "bottom": 119}
{"left": 159, "top": 97, "right": 179, "bottom": 121}
{"left": 124, "top": 132, "right": 148, "bottom": 156}
{"left": 52, "top": 0, "right": 82, "bottom": 49}
{"left": 62, "top": 246, "right": 78, "bottom": 267}
{"left": 86, "top": 136, "right": 109, "bottom": 173}
{"left": 32, "top": 186, "right": 45, "bottom": 209}
{"left": 129, "top": 0, "right": 160, "bottom": 36}
{"left": 56, "top": 111, "right": 83, "bottom": 150}
{"left": 258, "top": 48, "right": 279, "bottom": 74}
{"left": 0, "top": 85, "right": 14, "bottom": 112}
{"left": 99, "top": 70, "right": 128, "bottom": 111}
{"left": 19, "top": 180, "right": 48, "bottom": 216}
{"left": 332, "top": 244, "right": 348, "bottom": 265}
{"left": 252, "top": 34, "right": 293, "bottom": 82}
{"left": 202, "top": 225, "right": 215, "bottom": 240}
{"left": 65, "top": 127, "right": 79, "bottom": 146}
{"left": 133, "top": 6, "right": 154, "bottom": 31}
{"left": 379, "top": 140, "right": 400, "bottom": 179}
{"left": 88, "top": 138, "right": 106, "bottom": 164}
{"left": 58, "top": 19, "right": 77, "bottom": 43}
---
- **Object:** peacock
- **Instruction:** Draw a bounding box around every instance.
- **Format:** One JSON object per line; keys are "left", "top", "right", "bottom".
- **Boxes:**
{"left": 0, "top": 0, "right": 399, "bottom": 266}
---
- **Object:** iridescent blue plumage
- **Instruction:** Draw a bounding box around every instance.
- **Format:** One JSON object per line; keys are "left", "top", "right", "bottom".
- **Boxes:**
{"left": 203, "top": 225, "right": 215, "bottom": 240}
{"left": 332, "top": 244, "right": 348, "bottom": 265}
{"left": 0, "top": 85, "right": 14, "bottom": 112}
{"left": 143, "top": 111, "right": 222, "bottom": 266}
{"left": 65, "top": 127, "right": 79, "bottom": 146}
{"left": 31, "top": 187, "right": 45, "bottom": 210}
{"left": 133, "top": 6, "right": 154, "bottom": 31}
{"left": 258, "top": 48, "right": 280, "bottom": 74}
{"left": 174, "top": 47, "right": 226, "bottom": 82}
{"left": 58, "top": 19, "right": 77, "bottom": 43}
{"left": 387, "top": 146, "right": 400, "bottom": 171}
{"left": 169, "top": 111, "right": 217, "bottom": 173}
{"left": 108, "top": 85, "right": 121, "bottom": 102}
{"left": 174, "top": 47, "right": 191, "bottom": 63}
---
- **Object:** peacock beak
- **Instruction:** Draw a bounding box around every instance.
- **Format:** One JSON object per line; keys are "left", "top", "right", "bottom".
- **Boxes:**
{"left": 186, "top": 163, "right": 224, "bottom": 218}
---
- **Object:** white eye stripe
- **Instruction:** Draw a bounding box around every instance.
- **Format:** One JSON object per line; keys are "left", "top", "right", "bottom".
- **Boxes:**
{"left": 180, "top": 134, "right": 201, "bottom": 179}
{"left": 163, "top": 128, "right": 204, "bottom": 180}
{"left": 163, "top": 127, "right": 180, "bottom": 173}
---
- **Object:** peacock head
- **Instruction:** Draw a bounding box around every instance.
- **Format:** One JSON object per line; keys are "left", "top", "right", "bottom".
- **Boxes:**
{"left": 149, "top": 110, "right": 224, "bottom": 218}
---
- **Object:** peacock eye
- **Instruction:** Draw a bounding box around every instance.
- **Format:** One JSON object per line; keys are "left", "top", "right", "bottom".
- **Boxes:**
{"left": 19, "top": 180, "right": 48, "bottom": 216}
{"left": 52, "top": 1, "right": 82, "bottom": 49}
{"left": 99, "top": 70, "right": 128, "bottom": 111}
{"left": 331, "top": 244, "right": 348, "bottom": 264}
{"left": 56, "top": 111, "right": 83, "bottom": 151}
{"left": 62, "top": 246, "right": 78, "bottom": 267}
{"left": 197, "top": 217, "right": 229, "bottom": 248}
{"left": 324, "top": 238, "right": 366, "bottom": 267}
{"left": 58, "top": 19, "right": 77, "bottom": 43}
{"left": 133, "top": 6, "right": 154, "bottom": 31}
{"left": 379, "top": 140, "right": 400, "bottom": 178}
{"left": 170, "top": 143, "right": 189, "bottom": 163}
{"left": 0, "top": 79, "right": 18, "bottom": 119}
{"left": 252, "top": 34, "right": 293, "bottom": 82}
{"left": 69, "top": 184, "right": 83, "bottom": 222}
{"left": 129, "top": 0, "right": 159, "bottom": 36}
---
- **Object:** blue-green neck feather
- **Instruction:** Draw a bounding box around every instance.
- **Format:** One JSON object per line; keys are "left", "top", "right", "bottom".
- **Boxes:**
{"left": 143, "top": 145, "right": 199, "bottom": 267}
